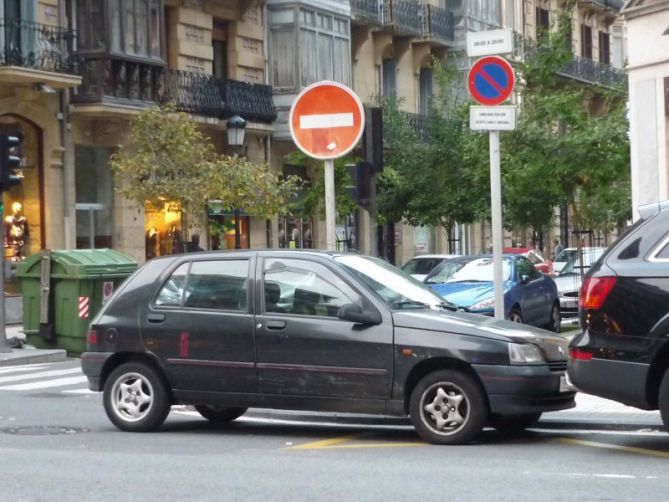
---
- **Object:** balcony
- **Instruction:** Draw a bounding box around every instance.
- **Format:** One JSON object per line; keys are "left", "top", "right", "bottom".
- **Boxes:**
{"left": 422, "top": 4, "right": 455, "bottom": 45}
{"left": 560, "top": 56, "right": 627, "bottom": 90}
{"left": 382, "top": 0, "right": 422, "bottom": 37}
{"left": 351, "top": 0, "right": 381, "bottom": 26}
{"left": 578, "top": 0, "right": 624, "bottom": 12}
{"left": 513, "top": 36, "right": 626, "bottom": 91}
{"left": 71, "top": 56, "right": 277, "bottom": 123}
{"left": 0, "top": 19, "right": 81, "bottom": 88}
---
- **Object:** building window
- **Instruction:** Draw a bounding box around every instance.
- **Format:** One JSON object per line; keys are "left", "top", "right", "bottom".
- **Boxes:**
{"left": 75, "top": 146, "right": 113, "bottom": 249}
{"left": 581, "top": 24, "right": 593, "bottom": 59}
{"left": 598, "top": 31, "right": 610, "bottom": 65}
{"left": 74, "top": 0, "right": 163, "bottom": 60}
{"left": 212, "top": 18, "right": 228, "bottom": 80}
{"left": 382, "top": 59, "right": 397, "bottom": 98}
{"left": 419, "top": 67, "right": 433, "bottom": 115}
{"left": 535, "top": 7, "right": 549, "bottom": 40}
{"left": 269, "top": 6, "right": 350, "bottom": 90}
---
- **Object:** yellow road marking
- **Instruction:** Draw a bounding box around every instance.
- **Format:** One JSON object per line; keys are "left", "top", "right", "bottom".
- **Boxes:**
{"left": 555, "top": 438, "right": 669, "bottom": 459}
{"left": 287, "top": 434, "right": 361, "bottom": 450}
{"left": 286, "top": 433, "right": 426, "bottom": 450}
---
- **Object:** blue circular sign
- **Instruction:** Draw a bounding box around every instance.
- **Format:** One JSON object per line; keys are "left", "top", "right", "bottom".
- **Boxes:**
{"left": 468, "top": 56, "right": 515, "bottom": 106}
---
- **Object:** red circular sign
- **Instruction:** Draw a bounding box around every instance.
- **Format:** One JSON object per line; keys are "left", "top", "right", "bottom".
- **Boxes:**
{"left": 468, "top": 56, "right": 515, "bottom": 106}
{"left": 289, "top": 81, "right": 365, "bottom": 160}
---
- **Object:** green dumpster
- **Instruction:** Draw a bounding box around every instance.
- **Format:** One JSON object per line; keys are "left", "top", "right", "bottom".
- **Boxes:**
{"left": 17, "top": 249, "right": 138, "bottom": 355}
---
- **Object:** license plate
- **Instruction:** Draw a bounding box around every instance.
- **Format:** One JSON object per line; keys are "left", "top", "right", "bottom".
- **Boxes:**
{"left": 559, "top": 374, "right": 574, "bottom": 392}
{"left": 562, "top": 300, "right": 577, "bottom": 309}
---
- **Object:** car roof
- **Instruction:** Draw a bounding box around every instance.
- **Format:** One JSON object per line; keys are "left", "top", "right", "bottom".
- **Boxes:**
{"left": 147, "top": 248, "right": 357, "bottom": 264}
{"left": 406, "top": 254, "right": 459, "bottom": 260}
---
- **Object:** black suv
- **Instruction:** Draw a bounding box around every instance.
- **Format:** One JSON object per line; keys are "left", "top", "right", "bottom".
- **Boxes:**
{"left": 82, "top": 250, "right": 574, "bottom": 444}
{"left": 569, "top": 201, "right": 669, "bottom": 431}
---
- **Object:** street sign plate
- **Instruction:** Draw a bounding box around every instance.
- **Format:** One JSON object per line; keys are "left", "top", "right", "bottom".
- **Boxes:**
{"left": 469, "top": 106, "right": 517, "bottom": 131}
{"left": 289, "top": 81, "right": 365, "bottom": 160}
{"left": 466, "top": 29, "right": 514, "bottom": 58}
{"left": 468, "top": 56, "right": 515, "bottom": 106}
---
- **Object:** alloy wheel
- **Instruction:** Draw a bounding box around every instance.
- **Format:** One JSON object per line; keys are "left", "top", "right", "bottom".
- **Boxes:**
{"left": 419, "top": 381, "right": 470, "bottom": 436}
{"left": 109, "top": 372, "right": 155, "bottom": 423}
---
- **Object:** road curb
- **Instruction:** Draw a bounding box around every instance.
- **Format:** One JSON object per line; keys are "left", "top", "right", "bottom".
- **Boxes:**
{"left": 0, "top": 348, "right": 67, "bottom": 367}
{"left": 243, "top": 410, "right": 665, "bottom": 433}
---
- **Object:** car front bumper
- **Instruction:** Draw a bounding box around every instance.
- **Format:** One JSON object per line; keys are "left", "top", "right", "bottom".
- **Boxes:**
{"left": 473, "top": 363, "right": 576, "bottom": 415}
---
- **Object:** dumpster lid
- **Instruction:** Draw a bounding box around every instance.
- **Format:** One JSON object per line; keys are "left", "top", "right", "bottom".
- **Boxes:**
{"left": 17, "top": 249, "right": 138, "bottom": 278}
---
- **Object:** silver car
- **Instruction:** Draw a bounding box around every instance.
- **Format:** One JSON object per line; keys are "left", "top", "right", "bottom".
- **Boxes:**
{"left": 554, "top": 247, "right": 606, "bottom": 324}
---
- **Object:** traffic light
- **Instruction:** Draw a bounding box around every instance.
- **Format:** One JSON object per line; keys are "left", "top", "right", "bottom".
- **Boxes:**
{"left": 0, "top": 133, "right": 23, "bottom": 192}
{"left": 346, "top": 161, "right": 373, "bottom": 207}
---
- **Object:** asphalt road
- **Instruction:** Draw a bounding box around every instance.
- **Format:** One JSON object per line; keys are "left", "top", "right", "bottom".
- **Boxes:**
{"left": 1, "top": 360, "right": 668, "bottom": 502}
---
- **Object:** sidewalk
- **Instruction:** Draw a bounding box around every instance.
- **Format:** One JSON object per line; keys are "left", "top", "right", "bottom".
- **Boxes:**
{"left": 0, "top": 325, "right": 66, "bottom": 367}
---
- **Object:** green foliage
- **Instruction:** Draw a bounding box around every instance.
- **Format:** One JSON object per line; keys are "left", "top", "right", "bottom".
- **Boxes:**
{"left": 111, "top": 104, "right": 301, "bottom": 231}
{"left": 284, "top": 150, "right": 358, "bottom": 221}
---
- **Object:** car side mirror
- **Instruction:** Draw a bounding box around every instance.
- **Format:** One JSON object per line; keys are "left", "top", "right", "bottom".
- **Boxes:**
{"left": 520, "top": 274, "right": 530, "bottom": 284}
{"left": 337, "top": 303, "right": 382, "bottom": 325}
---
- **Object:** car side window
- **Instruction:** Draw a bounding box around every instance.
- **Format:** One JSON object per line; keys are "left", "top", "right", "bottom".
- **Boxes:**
{"left": 184, "top": 260, "right": 249, "bottom": 311}
{"left": 516, "top": 257, "right": 541, "bottom": 281}
{"left": 263, "top": 258, "right": 360, "bottom": 317}
{"left": 155, "top": 263, "right": 189, "bottom": 306}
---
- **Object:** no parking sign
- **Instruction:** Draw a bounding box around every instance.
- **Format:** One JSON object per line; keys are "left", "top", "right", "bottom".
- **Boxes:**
{"left": 102, "top": 281, "right": 114, "bottom": 303}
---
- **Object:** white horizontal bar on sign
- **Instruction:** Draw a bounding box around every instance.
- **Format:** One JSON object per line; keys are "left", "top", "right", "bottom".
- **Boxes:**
{"left": 470, "top": 106, "right": 517, "bottom": 131}
{"left": 300, "top": 113, "right": 354, "bottom": 130}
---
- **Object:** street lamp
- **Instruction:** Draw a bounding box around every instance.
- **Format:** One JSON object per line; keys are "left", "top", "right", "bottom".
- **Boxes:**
{"left": 226, "top": 115, "right": 246, "bottom": 249}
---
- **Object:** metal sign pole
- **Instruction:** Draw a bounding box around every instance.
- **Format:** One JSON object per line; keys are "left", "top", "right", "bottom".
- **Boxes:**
{"left": 489, "top": 130, "right": 504, "bottom": 320}
{"left": 324, "top": 158, "right": 336, "bottom": 251}
{"left": 0, "top": 201, "right": 8, "bottom": 353}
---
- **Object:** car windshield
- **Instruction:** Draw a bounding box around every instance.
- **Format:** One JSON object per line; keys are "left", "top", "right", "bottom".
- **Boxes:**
{"left": 445, "top": 257, "right": 512, "bottom": 282}
{"left": 554, "top": 249, "right": 576, "bottom": 263}
{"left": 424, "top": 261, "right": 465, "bottom": 283}
{"left": 401, "top": 257, "right": 440, "bottom": 275}
{"left": 334, "top": 255, "right": 447, "bottom": 309}
{"left": 559, "top": 249, "right": 605, "bottom": 276}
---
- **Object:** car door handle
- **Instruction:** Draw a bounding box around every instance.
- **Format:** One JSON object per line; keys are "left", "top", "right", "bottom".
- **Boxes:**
{"left": 266, "top": 320, "right": 286, "bottom": 330}
{"left": 147, "top": 313, "right": 166, "bottom": 323}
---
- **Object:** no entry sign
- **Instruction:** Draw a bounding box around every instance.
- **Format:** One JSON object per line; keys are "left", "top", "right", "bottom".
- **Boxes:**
{"left": 289, "top": 81, "right": 365, "bottom": 160}
{"left": 468, "top": 56, "right": 515, "bottom": 106}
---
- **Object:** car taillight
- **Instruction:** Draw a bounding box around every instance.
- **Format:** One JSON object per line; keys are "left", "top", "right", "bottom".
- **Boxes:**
{"left": 569, "top": 348, "right": 593, "bottom": 361}
{"left": 579, "top": 276, "right": 617, "bottom": 310}
{"left": 87, "top": 330, "right": 98, "bottom": 346}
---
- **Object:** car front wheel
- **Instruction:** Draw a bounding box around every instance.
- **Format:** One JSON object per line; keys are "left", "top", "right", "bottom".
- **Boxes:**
{"left": 409, "top": 370, "right": 487, "bottom": 445}
{"left": 103, "top": 362, "right": 171, "bottom": 432}
{"left": 508, "top": 308, "right": 523, "bottom": 324}
{"left": 195, "top": 405, "right": 247, "bottom": 423}
{"left": 545, "top": 302, "right": 561, "bottom": 333}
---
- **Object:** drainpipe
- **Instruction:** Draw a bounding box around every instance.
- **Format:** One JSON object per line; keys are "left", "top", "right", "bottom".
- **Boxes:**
{"left": 59, "top": 89, "right": 73, "bottom": 249}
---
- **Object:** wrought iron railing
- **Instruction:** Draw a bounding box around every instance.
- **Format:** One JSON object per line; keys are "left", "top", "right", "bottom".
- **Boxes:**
{"left": 422, "top": 4, "right": 454, "bottom": 43}
{"left": 351, "top": 0, "right": 381, "bottom": 25}
{"left": 512, "top": 34, "right": 626, "bottom": 91}
{"left": 382, "top": 0, "right": 422, "bottom": 36}
{"left": 0, "top": 19, "right": 79, "bottom": 74}
{"left": 583, "top": 0, "right": 624, "bottom": 11}
{"left": 73, "top": 57, "right": 277, "bottom": 123}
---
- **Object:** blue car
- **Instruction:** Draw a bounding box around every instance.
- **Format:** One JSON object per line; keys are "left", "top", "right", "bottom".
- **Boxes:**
{"left": 424, "top": 254, "right": 561, "bottom": 332}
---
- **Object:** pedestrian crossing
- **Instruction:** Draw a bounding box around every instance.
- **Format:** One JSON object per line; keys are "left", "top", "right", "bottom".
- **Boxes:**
{"left": 0, "top": 360, "right": 92, "bottom": 394}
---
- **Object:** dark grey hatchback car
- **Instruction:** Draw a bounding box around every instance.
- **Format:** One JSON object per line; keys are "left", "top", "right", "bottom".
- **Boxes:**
{"left": 81, "top": 250, "right": 575, "bottom": 444}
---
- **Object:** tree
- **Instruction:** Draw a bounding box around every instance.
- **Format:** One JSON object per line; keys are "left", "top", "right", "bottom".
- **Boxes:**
{"left": 111, "top": 105, "right": 300, "bottom": 248}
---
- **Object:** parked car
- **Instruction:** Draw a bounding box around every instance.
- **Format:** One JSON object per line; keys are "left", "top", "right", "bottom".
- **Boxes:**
{"left": 552, "top": 247, "right": 606, "bottom": 275}
{"left": 401, "top": 254, "right": 459, "bottom": 281}
{"left": 81, "top": 249, "right": 575, "bottom": 445}
{"left": 568, "top": 201, "right": 669, "bottom": 433}
{"left": 553, "top": 247, "right": 606, "bottom": 325}
{"left": 425, "top": 254, "right": 561, "bottom": 332}
{"left": 504, "top": 247, "right": 552, "bottom": 274}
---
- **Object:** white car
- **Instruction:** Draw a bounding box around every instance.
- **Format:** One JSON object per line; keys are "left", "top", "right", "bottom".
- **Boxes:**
{"left": 401, "top": 254, "right": 460, "bottom": 281}
{"left": 552, "top": 247, "right": 606, "bottom": 275}
{"left": 554, "top": 247, "right": 606, "bottom": 324}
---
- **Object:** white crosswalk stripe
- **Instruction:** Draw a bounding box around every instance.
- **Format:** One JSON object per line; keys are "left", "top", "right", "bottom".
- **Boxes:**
{"left": 0, "top": 361, "right": 91, "bottom": 393}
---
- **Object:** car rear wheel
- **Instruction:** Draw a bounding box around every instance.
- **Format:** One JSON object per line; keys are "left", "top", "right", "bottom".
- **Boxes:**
{"left": 508, "top": 308, "right": 523, "bottom": 324}
{"left": 489, "top": 412, "right": 542, "bottom": 433}
{"left": 103, "top": 362, "right": 171, "bottom": 432}
{"left": 409, "top": 370, "right": 487, "bottom": 445}
{"left": 195, "top": 405, "right": 247, "bottom": 423}
{"left": 659, "top": 370, "right": 669, "bottom": 432}
{"left": 544, "top": 302, "right": 561, "bottom": 333}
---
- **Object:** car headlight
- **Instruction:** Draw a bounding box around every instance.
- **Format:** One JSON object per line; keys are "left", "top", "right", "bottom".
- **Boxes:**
{"left": 470, "top": 297, "right": 495, "bottom": 310}
{"left": 508, "top": 343, "right": 544, "bottom": 364}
